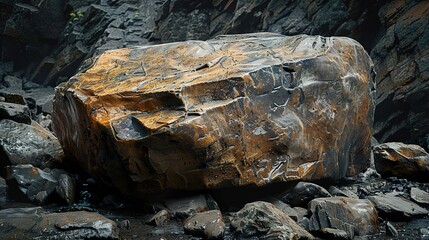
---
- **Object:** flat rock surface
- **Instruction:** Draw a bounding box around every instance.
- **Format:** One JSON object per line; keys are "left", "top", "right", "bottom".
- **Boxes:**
{"left": 367, "top": 194, "right": 429, "bottom": 220}
{"left": 53, "top": 33, "right": 375, "bottom": 195}
{"left": 0, "top": 207, "right": 118, "bottom": 239}
{"left": 183, "top": 210, "right": 225, "bottom": 239}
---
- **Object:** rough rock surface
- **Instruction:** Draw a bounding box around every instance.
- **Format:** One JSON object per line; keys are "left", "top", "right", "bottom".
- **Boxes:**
{"left": 0, "top": 119, "right": 64, "bottom": 168}
{"left": 0, "top": 207, "right": 118, "bottom": 239}
{"left": 153, "top": 194, "right": 217, "bottom": 218}
{"left": 230, "top": 201, "right": 314, "bottom": 239}
{"left": 373, "top": 142, "right": 429, "bottom": 182}
{"left": 410, "top": 187, "right": 429, "bottom": 206}
{"left": 183, "top": 210, "right": 225, "bottom": 239}
{"left": 53, "top": 33, "right": 375, "bottom": 195}
{"left": 367, "top": 194, "right": 429, "bottom": 220}
{"left": 0, "top": 101, "right": 31, "bottom": 124}
{"left": 146, "top": 209, "right": 170, "bottom": 226}
{"left": 308, "top": 197, "right": 379, "bottom": 239}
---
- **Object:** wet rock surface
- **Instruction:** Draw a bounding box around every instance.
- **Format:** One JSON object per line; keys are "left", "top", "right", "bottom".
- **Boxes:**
{"left": 53, "top": 33, "right": 375, "bottom": 196}
{"left": 282, "top": 182, "right": 332, "bottom": 207}
{"left": 230, "top": 201, "right": 314, "bottom": 239}
{"left": 373, "top": 142, "right": 429, "bottom": 182}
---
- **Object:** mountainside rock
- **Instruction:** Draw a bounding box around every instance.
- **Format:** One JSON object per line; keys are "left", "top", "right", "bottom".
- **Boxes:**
{"left": 53, "top": 33, "right": 375, "bottom": 195}
{"left": 373, "top": 142, "right": 429, "bottom": 182}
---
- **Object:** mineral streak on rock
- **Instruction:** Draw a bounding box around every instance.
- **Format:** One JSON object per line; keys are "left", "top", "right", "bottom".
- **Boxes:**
{"left": 53, "top": 33, "right": 375, "bottom": 196}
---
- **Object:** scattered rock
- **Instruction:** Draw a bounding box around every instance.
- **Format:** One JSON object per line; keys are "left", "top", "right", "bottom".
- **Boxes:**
{"left": 6, "top": 164, "right": 75, "bottom": 205}
{"left": 282, "top": 182, "right": 331, "bottom": 207}
{"left": 367, "top": 194, "right": 429, "bottom": 220}
{"left": 373, "top": 142, "right": 429, "bottom": 182}
{"left": 386, "top": 221, "right": 398, "bottom": 237}
{"left": 410, "top": 187, "right": 429, "bottom": 206}
{"left": 0, "top": 119, "right": 64, "bottom": 168}
{"left": 118, "top": 219, "right": 131, "bottom": 230}
{"left": 183, "top": 210, "right": 225, "bottom": 240}
{"left": 53, "top": 33, "right": 375, "bottom": 195}
{"left": 308, "top": 197, "right": 379, "bottom": 239}
{"left": 0, "top": 207, "right": 118, "bottom": 239}
{"left": 264, "top": 197, "right": 299, "bottom": 221}
{"left": 230, "top": 201, "right": 314, "bottom": 239}
{"left": 0, "top": 90, "right": 26, "bottom": 105}
{"left": 2, "top": 75, "right": 22, "bottom": 89}
{"left": 0, "top": 102, "right": 31, "bottom": 124}
{"left": 146, "top": 209, "right": 170, "bottom": 226}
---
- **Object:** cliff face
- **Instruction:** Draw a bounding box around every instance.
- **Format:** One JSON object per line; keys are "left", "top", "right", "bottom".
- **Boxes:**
{"left": 1, "top": 0, "right": 428, "bottom": 148}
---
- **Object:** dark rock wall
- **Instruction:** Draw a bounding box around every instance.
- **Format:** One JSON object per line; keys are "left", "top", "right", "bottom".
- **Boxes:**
{"left": 1, "top": 0, "right": 428, "bottom": 148}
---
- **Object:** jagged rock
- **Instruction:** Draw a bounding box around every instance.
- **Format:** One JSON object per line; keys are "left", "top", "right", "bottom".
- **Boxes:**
{"left": 0, "top": 90, "right": 26, "bottom": 105}
{"left": 156, "top": 194, "right": 217, "bottom": 218}
{"left": 183, "top": 210, "right": 225, "bottom": 240}
{"left": 146, "top": 209, "right": 170, "bottom": 226}
{"left": 282, "top": 182, "right": 331, "bottom": 207}
{"left": 0, "top": 120, "right": 64, "bottom": 168}
{"left": 308, "top": 197, "right": 379, "bottom": 239}
{"left": 2, "top": 75, "right": 22, "bottom": 89}
{"left": 410, "top": 187, "right": 429, "bottom": 205}
{"left": 386, "top": 222, "right": 398, "bottom": 237}
{"left": 367, "top": 194, "right": 429, "bottom": 220}
{"left": 230, "top": 201, "right": 314, "bottom": 239}
{"left": 0, "top": 101, "right": 31, "bottom": 124}
{"left": 265, "top": 197, "right": 299, "bottom": 221}
{"left": 6, "top": 164, "right": 75, "bottom": 205}
{"left": 373, "top": 142, "right": 429, "bottom": 182}
{"left": 53, "top": 33, "right": 375, "bottom": 195}
{"left": 0, "top": 207, "right": 118, "bottom": 239}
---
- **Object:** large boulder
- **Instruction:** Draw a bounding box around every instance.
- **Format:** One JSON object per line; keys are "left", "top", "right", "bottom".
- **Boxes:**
{"left": 373, "top": 142, "right": 429, "bottom": 182}
{"left": 53, "top": 33, "right": 375, "bottom": 195}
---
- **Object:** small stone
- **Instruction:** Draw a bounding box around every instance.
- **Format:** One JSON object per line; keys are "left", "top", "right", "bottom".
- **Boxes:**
{"left": 118, "top": 219, "right": 130, "bottom": 229}
{"left": 146, "top": 209, "right": 170, "bottom": 226}
{"left": 0, "top": 90, "right": 25, "bottom": 105}
{"left": 410, "top": 187, "right": 429, "bottom": 205}
{"left": 282, "top": 182, "right": 331, "bottom": 207}
{"left": 386, "top": 221, "right": 398, "bottom": 237}
{"left": 163, "top": 194, "right": 215, "bottom": 218}
{"left": 264, "top": 197, "right": 299, "bottom": 221}
{"left": 183, "top": 210, "right": 225, "bottom": 240}
{"left": 230, "top": 201, "right": 314, "bottom": 239}
{"left": 56, "top": 174, "right": 75, "bottom": 205}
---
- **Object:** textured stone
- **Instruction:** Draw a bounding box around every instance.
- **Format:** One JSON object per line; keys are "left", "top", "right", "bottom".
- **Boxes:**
{"left": 146, "top": 209, "right": 170, "bottom": 226}
{"left": 230, "top": 201, "right": 314, "bottom": 239}
{"left": 2, "top": 75, "right": 22, "bottom": 89}
{"left": 183, "top": 210, "right": 225, "bottom": 240}
{"left": 53, "top": 33, "right": 375, "bottom": 195}
{"left": 0, "top": 120, "right": 64, "bottom": 168}
{"left": 0, "top": 207, "right": 118, "bottom": 239}
{"left": 152, "top": 194, "right": 217, "bottom": 219}
{"left": 308, "top": 197, "right": 379, "bottom": 239}
{"left": 373, "top": 142, "right": 429, "bottom": 182}
{"left": 367, "top": 194, "right": 429, "bottom": 220}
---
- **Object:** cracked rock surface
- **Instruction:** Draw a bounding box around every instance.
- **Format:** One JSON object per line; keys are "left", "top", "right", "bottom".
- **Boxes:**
{"left": 53, "top": 33, "right": 375, "bottom": 196}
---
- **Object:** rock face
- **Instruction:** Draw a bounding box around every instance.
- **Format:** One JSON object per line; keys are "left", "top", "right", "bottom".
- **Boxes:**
{"left": 0, "top": 207, "right": 118, "bottom": 239}
{"left": 308, "top": 197, "right": 379, "bottom": 239}
{"left": 53, "top": 33, "right": 375, "bottom": 195}
{"left": 373, "top": 142, "right": 429, "bottom": 182}
{"left": 230, "top": 201, "right": 314, "bottom": 239}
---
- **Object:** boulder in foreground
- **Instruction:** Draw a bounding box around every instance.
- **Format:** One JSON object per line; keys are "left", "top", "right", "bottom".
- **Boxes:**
{"left": 53, "top": 33, "right": 375, "bottom": 195}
